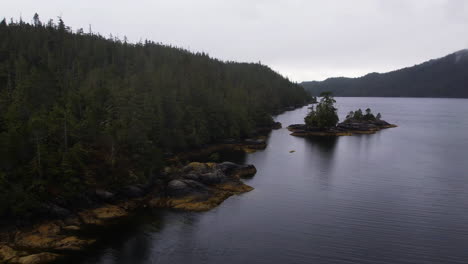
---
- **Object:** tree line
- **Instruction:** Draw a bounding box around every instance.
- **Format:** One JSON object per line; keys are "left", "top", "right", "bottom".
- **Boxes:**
{"left": 0, "top": 15, "right": 310, "bottom": 217}
{"left": 302, "top": 49, "right": 468, "bottom": 98}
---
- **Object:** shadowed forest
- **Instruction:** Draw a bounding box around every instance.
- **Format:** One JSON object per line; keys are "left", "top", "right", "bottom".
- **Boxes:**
{"left": 0, "top": 15, "right": 310, "bottom": 218}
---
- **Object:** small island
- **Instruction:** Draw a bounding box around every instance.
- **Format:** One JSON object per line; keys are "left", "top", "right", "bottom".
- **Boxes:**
{"left": 288, "top": 92, "right": 397, "bottom": 136}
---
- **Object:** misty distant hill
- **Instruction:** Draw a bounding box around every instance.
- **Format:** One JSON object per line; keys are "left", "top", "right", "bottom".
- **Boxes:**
{"left": 302, "top": 50, "right": 468, "bottom": 98}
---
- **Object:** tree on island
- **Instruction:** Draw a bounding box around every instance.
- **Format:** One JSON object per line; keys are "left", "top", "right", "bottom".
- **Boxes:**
{"left": 344, "top": 107, "right": 381, "bottom": 122}
{"left": 304, "top": 92, "right": 339, "bottom": 129}
{"left": 290, "top": 94, "right": 396, "bottom": 138}
{"left": 364, "top": 108, "right": 376, "bottom": 120}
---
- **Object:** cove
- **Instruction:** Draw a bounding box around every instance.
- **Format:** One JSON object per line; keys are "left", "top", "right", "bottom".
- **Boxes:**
{"left": 66, "top": 97, "right": 468, "bottom": 264}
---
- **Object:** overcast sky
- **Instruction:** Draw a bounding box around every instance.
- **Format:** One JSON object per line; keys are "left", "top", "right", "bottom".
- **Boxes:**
{"left": 3, "top": 0, "right": 468, "bottom": 81}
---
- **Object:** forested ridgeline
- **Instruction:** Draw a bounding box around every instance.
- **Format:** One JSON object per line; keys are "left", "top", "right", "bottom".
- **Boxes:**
{"left": 302, "top": 49, "right": 468, "bottom": 97}
{"left": 0, "top": 16, "right": 310, "bottom": 218}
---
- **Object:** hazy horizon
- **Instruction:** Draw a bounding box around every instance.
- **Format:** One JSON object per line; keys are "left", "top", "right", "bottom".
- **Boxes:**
{"left": 3, "top": 0, "right": 468, "bottom": 82}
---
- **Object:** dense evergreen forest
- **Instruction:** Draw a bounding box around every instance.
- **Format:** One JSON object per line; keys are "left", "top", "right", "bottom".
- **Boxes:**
{"left": 0, "top": 15, "right": 310, "bottom": 218}
{"left": 302, "top": 49, "right": 468, "bottom": 98}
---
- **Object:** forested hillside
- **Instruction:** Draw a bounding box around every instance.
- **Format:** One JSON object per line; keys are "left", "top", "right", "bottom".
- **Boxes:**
{"left": 0, "top": 16, "right": 310, "bottom": 217}
{"left": 302, "top": 50, "right": 468, "bottom": 97}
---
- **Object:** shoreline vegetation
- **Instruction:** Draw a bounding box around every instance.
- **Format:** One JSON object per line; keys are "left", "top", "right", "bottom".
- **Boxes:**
{"left": 0, "top": 118, "right": 289, "bottom": 264}
{"left": 288, "top": 93, "right": 397, "bottom": 137}
{"left": 0, "top": 15, "right": 311, "bottom": 264}
{"left": 0, "top": 161, "right": 257, "bottom": 264}
{"left": 0, "top": 104, "right": 302, "bottom": 264}
{"left": 0, "top": 17, "right": 310, "bottom": 221}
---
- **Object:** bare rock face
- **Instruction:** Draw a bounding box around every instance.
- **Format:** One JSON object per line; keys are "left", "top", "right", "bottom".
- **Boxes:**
{"left": 234, "top": 165, "right": 257, "bottom": 178}
{"left": 152, "top": 161, "right": 256, "bottom": 211}
{"left": 166, "top": 162, "right": 256, "bottom": 197}
{"left": 272, "top": 122, "right": 282, "bottom": 129}
{"left": 95, "top": 189, "right": 115, "bottom": 202}
{"left": 198, "top": 171, "right": 225, "bottom": 185}
{"left": 0, "top": 245, "right": 18, "bottom": 262}
{"left": 0, "top": 203, "right": 133, "bottom": 263}
{"left": 217, "top": 162, "right": 257, "bottom": 178}
{"left": 168, "top": 179, "right": 189, "bottom": 190}
{"left": 216, "top": 162, "right": 239, "bottom": 173}
{"left": 182, "top": 162, "right": 213, "bottom": 173}
{"left": 15, "top": 252, "right": 60, "bottom": 264}
{"left": 14, "top": 222, "right": 93, "bottom": 251}
{"left": 78, "top": 205, "right": 128, "bottom": 225}
{"left": 0, "top": 220, "right": 97, "bottom": 263}
{"left": 337, "top": 118, "right": 397, "bottom": 131}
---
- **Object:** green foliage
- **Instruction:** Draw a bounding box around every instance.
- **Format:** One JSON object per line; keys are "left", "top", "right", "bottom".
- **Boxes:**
{"left": 345, "top": 108, "right": 377, "bottom": 121}
{"left": 0, "top": 16, "right": 311, "bottom": 217}
{"left": 304, "top": 92, "right": 339, "bottom": 129}
{"left": 364, "top": 108, "right": 376, "bottom": 120}
{"left": 353, "top": 109, "right": 363, "bottom": 119}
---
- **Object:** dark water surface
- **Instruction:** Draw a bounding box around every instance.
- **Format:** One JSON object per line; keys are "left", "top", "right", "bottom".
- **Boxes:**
{"left": 73, "top": 98, "right": 468, "bottom": 264}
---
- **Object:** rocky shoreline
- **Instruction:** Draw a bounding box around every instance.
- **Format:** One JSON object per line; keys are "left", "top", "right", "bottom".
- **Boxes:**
{"left": 0, "top": 111, "right": 295, "bottom": 264}
{"left": 0, "top": 161, "right": 257, "bottom": 264}
{"left": 288, "top": 119, "right": 397, "bottom": 137}
{"left": 167, "top": 121, "right": 281, "bottom": 163}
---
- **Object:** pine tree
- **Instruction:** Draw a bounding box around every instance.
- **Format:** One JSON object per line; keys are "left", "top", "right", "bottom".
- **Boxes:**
{"left": 0, "top": 16, "right": 311, "bottom": 217}
{"left": 33, "top": 13, "right": 41, "bottom": 27}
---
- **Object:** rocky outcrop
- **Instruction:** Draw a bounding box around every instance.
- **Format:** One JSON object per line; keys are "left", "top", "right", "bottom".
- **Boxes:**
{"left": 0, "top": 161, "right": 256, "bottom": 264}
{"left": 337, "top": 118, "right": 397, "bottom": 132}
{"left": 288, "top": 119, "right": 397, "bottom": 137}
{"left": 149, "top": 162, "right": 255, "bottom": 211}
{"left": 287, "top": 124, "right": 353, "bottom": 136}
{"left": 15, "top": 253, "right": 60, "bottom": 264}
{"left": 0, "top": 248, "right": 61, "bottom": 264}
{"left": 240, "top": 138, "right": 267, "bottom": 153}
{"left": 272, "top": 121, "right": 282, "bottom": 129}
{"left": 0, "top": 245, "right": 20, "bottom": 263}
{"left": 94, "top": 189, "right": 115, "bottom": 202}
{"left": 78, "top": 204, "right": 129, "bottom": 225}
{"left": 0, "top": 219, "right": 97, "bottom": 264}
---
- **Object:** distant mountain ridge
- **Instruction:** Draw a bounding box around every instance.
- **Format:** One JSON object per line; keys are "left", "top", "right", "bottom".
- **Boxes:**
{"left": 302, "top": 49, "right": 468, "bottom": 98}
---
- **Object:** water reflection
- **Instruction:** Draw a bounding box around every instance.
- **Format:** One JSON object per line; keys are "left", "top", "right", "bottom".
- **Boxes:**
{"left": 303, "top": 136, "right": 339, "bottom": 188}
{"left": 304, "top": 136, "right": 338, "bottom": 168}
{"left": 56, "top": 209, "right": 166, "bottom": 264}
{"left": 304, "top": 136, "right": 339, "bottom": 157}
{"left": 70, "top": 98, "right": 468, "bottom": 264}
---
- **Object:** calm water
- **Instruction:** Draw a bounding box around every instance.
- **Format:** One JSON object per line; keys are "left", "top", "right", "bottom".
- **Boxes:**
{"left": 71, "top": 98, "right": 468, "bottom": 264}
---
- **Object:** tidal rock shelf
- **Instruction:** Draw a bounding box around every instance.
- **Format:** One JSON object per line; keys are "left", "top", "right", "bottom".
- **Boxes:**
{"left": 0, "top": 162, "right": 256, "bottom": 264}
{"left": 150, "top": 161, "right": 256, "bottom": 211}
{"left": 288, "top": 119, "right": 397, "bottom": 137}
